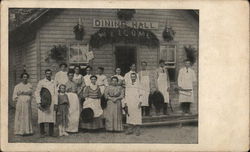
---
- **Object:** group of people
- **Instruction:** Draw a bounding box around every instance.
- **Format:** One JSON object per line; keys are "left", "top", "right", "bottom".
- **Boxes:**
{"left": 12, "top": 59, "right": 196, "bottom": 137}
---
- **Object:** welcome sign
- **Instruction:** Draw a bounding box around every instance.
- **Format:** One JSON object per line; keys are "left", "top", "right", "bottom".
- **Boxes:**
{"left": 93, "top": 19, "right": 159, "bottom": 29}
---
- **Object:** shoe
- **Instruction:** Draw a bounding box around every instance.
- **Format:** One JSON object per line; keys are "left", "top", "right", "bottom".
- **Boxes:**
{"left": 49, "top": 134, "right": 57, "bottom": 137}
{"left": 164, "top": 111, "right": 169, "bottom": 115}
{"left": 63, "top": 132, "right": 69, "bottom": 136}
{"left": 135, "top": 127, "right": 141, "bottom": 136}
{"left": 40, "top": 134, "right": 45, "bottom": 138}
{"left": 135, "top": 130, "right": 140, "bottom": 136}
{"left": 125, "top": 129, "right": 133, "bottom": 135}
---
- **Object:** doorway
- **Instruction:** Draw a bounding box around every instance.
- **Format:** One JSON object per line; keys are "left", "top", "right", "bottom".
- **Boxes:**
{"left": 115, "top": 46, "right": 137, "bottom": 76}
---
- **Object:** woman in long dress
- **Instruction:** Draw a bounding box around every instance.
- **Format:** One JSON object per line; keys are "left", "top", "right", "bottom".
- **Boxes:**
{"left": 12, "top": 73, "right": 33, "bottom": 136}
{"left": 113, "top": 68, "right": 125, "bottom": 87}
{"left": 73, "top": 66, "right": 86, "bottom": 105}
{"left": 65, "top": 71, "right": 80, "bottom": 133}
{"left": 80, "top": 75, "right": 104, "bottom": 130}
{"left": 113, "top": 68, "right": 126, "bottom": 116}
{"left": 104, "top": 76, "right": 124, "bottom": 132}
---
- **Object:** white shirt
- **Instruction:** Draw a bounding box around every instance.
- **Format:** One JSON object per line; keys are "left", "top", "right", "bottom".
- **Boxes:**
{"left": 96, "top": 74, "right": 108, "bottom": 86}
{"left": 54, "top": 71, "right": 68, "bottom": 86}
{"left": 178, "top": 67, "right": 196, "bottom": 89}
{"left": 83, "top": 74, "right": 92, "bottom": 86}
{"left": 124, "top": 71, "right": 138, "bottom": 86}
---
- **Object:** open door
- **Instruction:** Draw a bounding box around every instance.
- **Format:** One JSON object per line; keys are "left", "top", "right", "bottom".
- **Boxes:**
{"left": 115, "top": 46, "right": 137, "bottom": 76}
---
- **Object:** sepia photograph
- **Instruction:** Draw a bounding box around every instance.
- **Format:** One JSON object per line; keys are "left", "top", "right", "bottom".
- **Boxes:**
{"left": 2, "top": 1, "right": 249, "bottom": 151}
{"left": 8, "top": 8, "right": 199, "bottom": 143}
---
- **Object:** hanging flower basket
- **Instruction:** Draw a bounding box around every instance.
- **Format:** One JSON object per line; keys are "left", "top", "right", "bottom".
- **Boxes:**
{"left": 45, "top": 45, "right": 68, "bottom": 63}
{"left": 73, "top": 23, "right": 85, "bottom": 41}
{"left": 184, "top": 45, "right": 197, "bottom": 65}
{"left": 117, "top": 9, "right": 136, "bottom": 21}
{"left": 162, "top": 26, "right": 175, "bottom": 42}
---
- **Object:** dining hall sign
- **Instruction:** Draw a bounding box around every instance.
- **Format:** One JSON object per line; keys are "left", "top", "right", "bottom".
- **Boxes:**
{"left": 93, "top": 19, "right": 159, "bottom": 29}
{"left": 90, "top": 19, "right": 160, "bottom": 48}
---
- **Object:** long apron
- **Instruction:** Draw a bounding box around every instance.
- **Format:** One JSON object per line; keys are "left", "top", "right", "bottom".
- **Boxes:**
{"left": 157, "top": 73, "right": 169, "bottom": 103}
{"left": 140, "top": 75, "right": 150, "bottom": 106}
{"left": 66, "top": 92, "right": 80, "bottom": 132}
{"left": 83, "top": 98, "right": 103, "bottom": 117}
{"left": 178, "top": 68, "right": 196, "bottom": 103}
{"left": 14, "top": 95, "right": 33, "bottom": 135}
{"left": 125, "top": 85, "right": 142, "bottom": 125}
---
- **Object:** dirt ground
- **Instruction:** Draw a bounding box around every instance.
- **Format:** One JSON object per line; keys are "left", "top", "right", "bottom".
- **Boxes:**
{"left": 8, "top": 107, "right": 198, "bottom": 144}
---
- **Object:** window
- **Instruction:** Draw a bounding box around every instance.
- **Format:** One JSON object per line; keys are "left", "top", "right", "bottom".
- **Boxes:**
{"left": 160, "top": 44, "right": 177, "bottom": 82}
{"left": 69, "top": 43, "right": 90, "bottom": 64}
{"left": 68, "top": 42, "right": 93, "bottom": 76}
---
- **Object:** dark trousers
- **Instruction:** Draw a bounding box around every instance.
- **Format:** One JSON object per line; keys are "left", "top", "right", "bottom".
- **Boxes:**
{"left": 141, "top": 106, "right": 150, "bottom": 116}
{"left": 40, "top": 123, "right": 54, "bottom": 136}
{"left": 181, "top": 102, "right": 191, "bottom": 113}
{"left": 163, "top": 103, "right": 168, "bottom": 115}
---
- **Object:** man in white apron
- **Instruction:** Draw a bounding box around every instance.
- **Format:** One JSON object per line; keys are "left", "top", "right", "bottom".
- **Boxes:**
{"left": 35, "top": 69, "right": 58, "bottom": 137}
{"left": 155, "top": 60, "right": 170, "bottom": 115}
{"left": 124, "top": 63, "right": 138, "bottom": 85}
{"left": 124, "top": 73, "right": 142, "bottom": 136}
{"left": 138, "top": 61, "right": 151, "bottom": 116}
{"left": 177, "top": 59, "right": 196, "bottom": 115}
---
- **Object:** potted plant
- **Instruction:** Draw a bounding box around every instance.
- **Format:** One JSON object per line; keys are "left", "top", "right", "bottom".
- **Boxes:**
{"left": 184, "top": 45, "right": 197, "bottom": 65}
{"left": 117, "top": 9, "right": 136, "bottom": 21}
{"left": 45, "top": 44, "right": 68, "bottom": 63}
{"left": 73, "top": 18, "right": 85, "bottom": 41}
{"left": 162, "top": 26, "right": 175, "bottom": 42}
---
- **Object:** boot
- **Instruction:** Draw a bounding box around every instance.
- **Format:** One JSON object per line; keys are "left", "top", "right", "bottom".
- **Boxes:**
{"left": 49, "top": 123, "right": 56, "bottom": 137}
{"left": 145, "top": 106, "right": 150, "bottom": 116}
{"left": 141, "top": 107, "right": 146, "bottom": 116}
{"left": 125, "top": 125, "right": 133, "bottom": 135}
{"left": 39, "top": 123, "right": 45, "bottom": 138}
{"left": 163, "top": 103, "right": 169, "bottom": 115}
{"left": 135, "top": 126, "right": 141, "bottom": 136}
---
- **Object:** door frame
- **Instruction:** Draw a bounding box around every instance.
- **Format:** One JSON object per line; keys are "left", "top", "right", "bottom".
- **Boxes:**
{"left": 112, "top": 43, "right": 139, "bottom": 73}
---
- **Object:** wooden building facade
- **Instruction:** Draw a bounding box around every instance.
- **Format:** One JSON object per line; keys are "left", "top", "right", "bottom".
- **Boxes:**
{"left": 9, "top": 9, "right": 199, "bottom": 117}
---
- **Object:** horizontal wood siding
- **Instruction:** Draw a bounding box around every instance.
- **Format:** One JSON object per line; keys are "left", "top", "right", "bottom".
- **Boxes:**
{"left": 10, "top": 39, "right": 38, "bottom": 115}
{"left": 38, "top": 9, "right": 198, "bottom": 113}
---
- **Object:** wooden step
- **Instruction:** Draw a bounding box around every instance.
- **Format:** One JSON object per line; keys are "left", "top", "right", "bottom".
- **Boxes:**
{"left": 142, "top": 114, "right": 198, "bottom": 123}
{"left": 142, "top": 118, "right": 198, "bottom": 127}
{"left": 122, "top": 114, "right": 198, "bottom": 127}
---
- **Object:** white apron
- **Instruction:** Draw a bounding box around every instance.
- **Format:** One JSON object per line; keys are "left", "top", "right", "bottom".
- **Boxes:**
{"left": 140, "top": 75, "right": 150, "bottom": 106}
{"left": 66, "top": 92, "right": 80, "bottom": 132}
{"left": 125, "top": 82, "right": 142, "bottom": 125}
{"left": 83, "top": 98, "right": 103, "bottom": 117}
{"left": 178, "top": 67, "right": 196, "bottom": 103}
{"left": 35, "top": 79, "right": 57, "bottom": 124}
{"left": 157, "top": 73, "right": 169, "bottom": 103}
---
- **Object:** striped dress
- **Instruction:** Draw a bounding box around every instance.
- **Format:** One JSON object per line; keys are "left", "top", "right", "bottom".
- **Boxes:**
{"left": 80, "top": 85, "right": 104, "bottom": 129}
